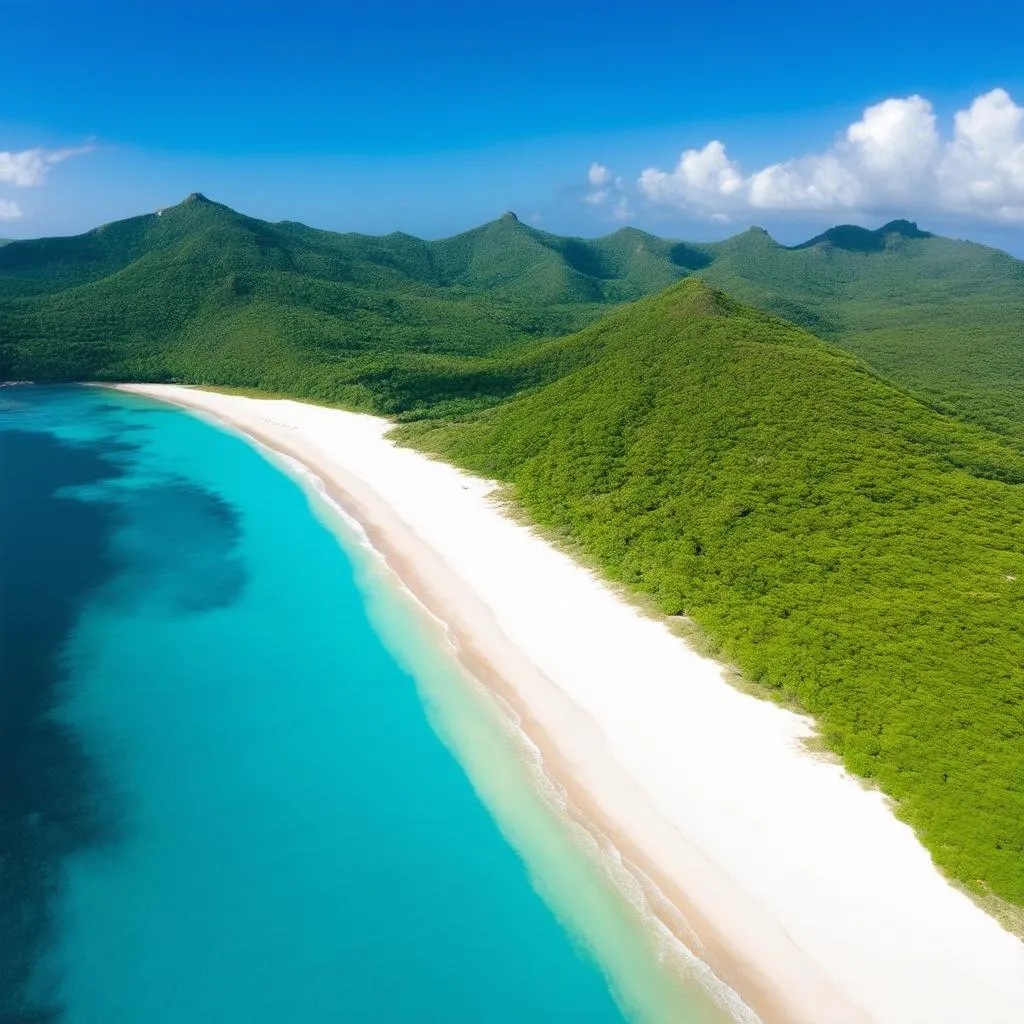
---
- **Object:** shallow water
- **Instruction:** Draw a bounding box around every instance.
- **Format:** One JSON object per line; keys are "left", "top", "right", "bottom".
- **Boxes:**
{"left": 0, "top": 385, "right": 740, "bottom": 1023}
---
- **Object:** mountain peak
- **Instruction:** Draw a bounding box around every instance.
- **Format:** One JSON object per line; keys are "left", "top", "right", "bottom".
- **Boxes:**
{"left": 877, "top": 219, "right": 931, "bottom": 239}
{"left": 154, "top": 192, "right": 226, "bottom": 219}
{"left": 796, "top": 219, "right": 933, "bottom": 252}
{"left": 499, "top": 210, "right": 520, "bottom": 223}
{"left": 729, "top": 225, "right": 777, "bottom": 247}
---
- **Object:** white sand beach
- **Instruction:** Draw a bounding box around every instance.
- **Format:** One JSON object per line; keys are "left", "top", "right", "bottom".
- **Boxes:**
{"left": 116, "top": 384, "right": 1024, "bottom": 1024}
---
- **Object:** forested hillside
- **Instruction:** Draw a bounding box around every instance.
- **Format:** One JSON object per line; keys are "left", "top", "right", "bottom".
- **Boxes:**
{"left": 0, "top": 194, "right": 691, "bottom": 412}
{"left": 698, "top": 220, "right": 1024, "bottom": 441}
{"left": 400, "top": 280, "right": 1024, "bottom": 909}
{"left": 3, "top": 197, "right": 1023, "bottom": 435}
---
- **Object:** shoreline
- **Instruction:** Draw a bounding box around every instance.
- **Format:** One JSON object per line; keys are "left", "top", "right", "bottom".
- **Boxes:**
{"left": 110, "top": 384, "right": 1024, "bottom": 1024}
{"left": 285, "top": 449, "right": 769, "bottom": 1023}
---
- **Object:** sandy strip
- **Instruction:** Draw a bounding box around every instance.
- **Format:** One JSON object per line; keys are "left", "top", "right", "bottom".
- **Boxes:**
{"left": 114, "top": 384, "right": 1024, "bottom": 1024}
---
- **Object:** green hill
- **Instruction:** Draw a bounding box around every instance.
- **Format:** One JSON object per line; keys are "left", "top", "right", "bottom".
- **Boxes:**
{"left": 400, "top": 279, "right": 1024, "bottom": 908}
{"left": 697, "top": 220, "right": 1024, "bottom": 441}
{"left": 0, "top": 195, "right": 688, "bottom": 411}
{"left": 2, "top": 200, "right": 1022, "bottom": 440}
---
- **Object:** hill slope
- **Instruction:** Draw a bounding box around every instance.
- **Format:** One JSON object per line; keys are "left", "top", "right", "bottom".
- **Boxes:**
{"left": 400, "top": 280, "right": 1024, "bottom": 908}
{"left": 0, "top": 195, "right": 688, "bottom": 411}
{"left": 698, "top": 220, "right": 1024, "bottom": 440}
{"left": 4, "top": 201, "right": 1022, "bottom": 435}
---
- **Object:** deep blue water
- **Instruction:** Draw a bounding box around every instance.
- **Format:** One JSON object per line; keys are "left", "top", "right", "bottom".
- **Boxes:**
{"left": 0, "top": 386, "right": 632, "bottom": 1023}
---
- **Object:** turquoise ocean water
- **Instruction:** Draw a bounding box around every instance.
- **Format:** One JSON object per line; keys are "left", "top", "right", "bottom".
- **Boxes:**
{"left": 0, "top": 386, "right": 741, "bottom": 1023}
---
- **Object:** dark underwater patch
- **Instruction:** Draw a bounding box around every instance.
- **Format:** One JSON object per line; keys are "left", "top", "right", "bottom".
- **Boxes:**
{"left": 0, "top": 429, "right": 124, "bottom": 1021}
{"left": 100, "top": 481, "right": 248, "bottom": 615}
{"left": 0, "top": 389, "right": 249, "bottom": 1019}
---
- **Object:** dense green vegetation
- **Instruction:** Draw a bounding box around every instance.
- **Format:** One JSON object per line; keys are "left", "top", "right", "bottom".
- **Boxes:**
{"left": 3, "top": 197, "right": 1023, "bottom": 909}
{"left": 3, "top": 200, "right": 1022, "bottom": 440}
{"left": 698, "top": 220, "right": 1024, "bottom": 442}
{"left": 400, "top": 280, "right": 1024, "bottom": 907}
{"left": 0, "top": 194, "right": 691, "bottom": 412}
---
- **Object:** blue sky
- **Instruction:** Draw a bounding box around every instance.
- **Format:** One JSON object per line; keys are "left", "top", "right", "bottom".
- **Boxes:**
{"left": 3, "top": 0, "right": 1024, "bottom": 249}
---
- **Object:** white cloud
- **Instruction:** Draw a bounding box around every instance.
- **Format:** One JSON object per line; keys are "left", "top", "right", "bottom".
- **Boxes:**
{"left": 0, "top": 144, "right": 94, "bottom": 188}
{"left": 0, "top": 142, "right": 93, "bottom": 224}
{"left": 638, "top": 140, "right": 744, "bottom": 210}
{"left": 588, "top": 161, "right": 612, "bottom": 187}
{"left": 583, "top": 165, "right": 634, "bottom": 220}
{"left": 635, "top": 89, "right": 1024, "bottom": 223}
{"left": 611, "top": 196, "right": 633, "bottom": 221}
{"left": 940, "top": 89, "right": 1024, "bottom": 221}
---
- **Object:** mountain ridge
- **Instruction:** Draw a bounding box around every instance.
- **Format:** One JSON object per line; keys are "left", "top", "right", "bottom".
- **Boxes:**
{"left": 0, "top": 193, "right": 971, "bottom": 263}
{"left": 793, "top": 219, "right": 933, "bottom": 252}
{"left": 1, "top": 196, "right": 1023, "bottom": 436}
